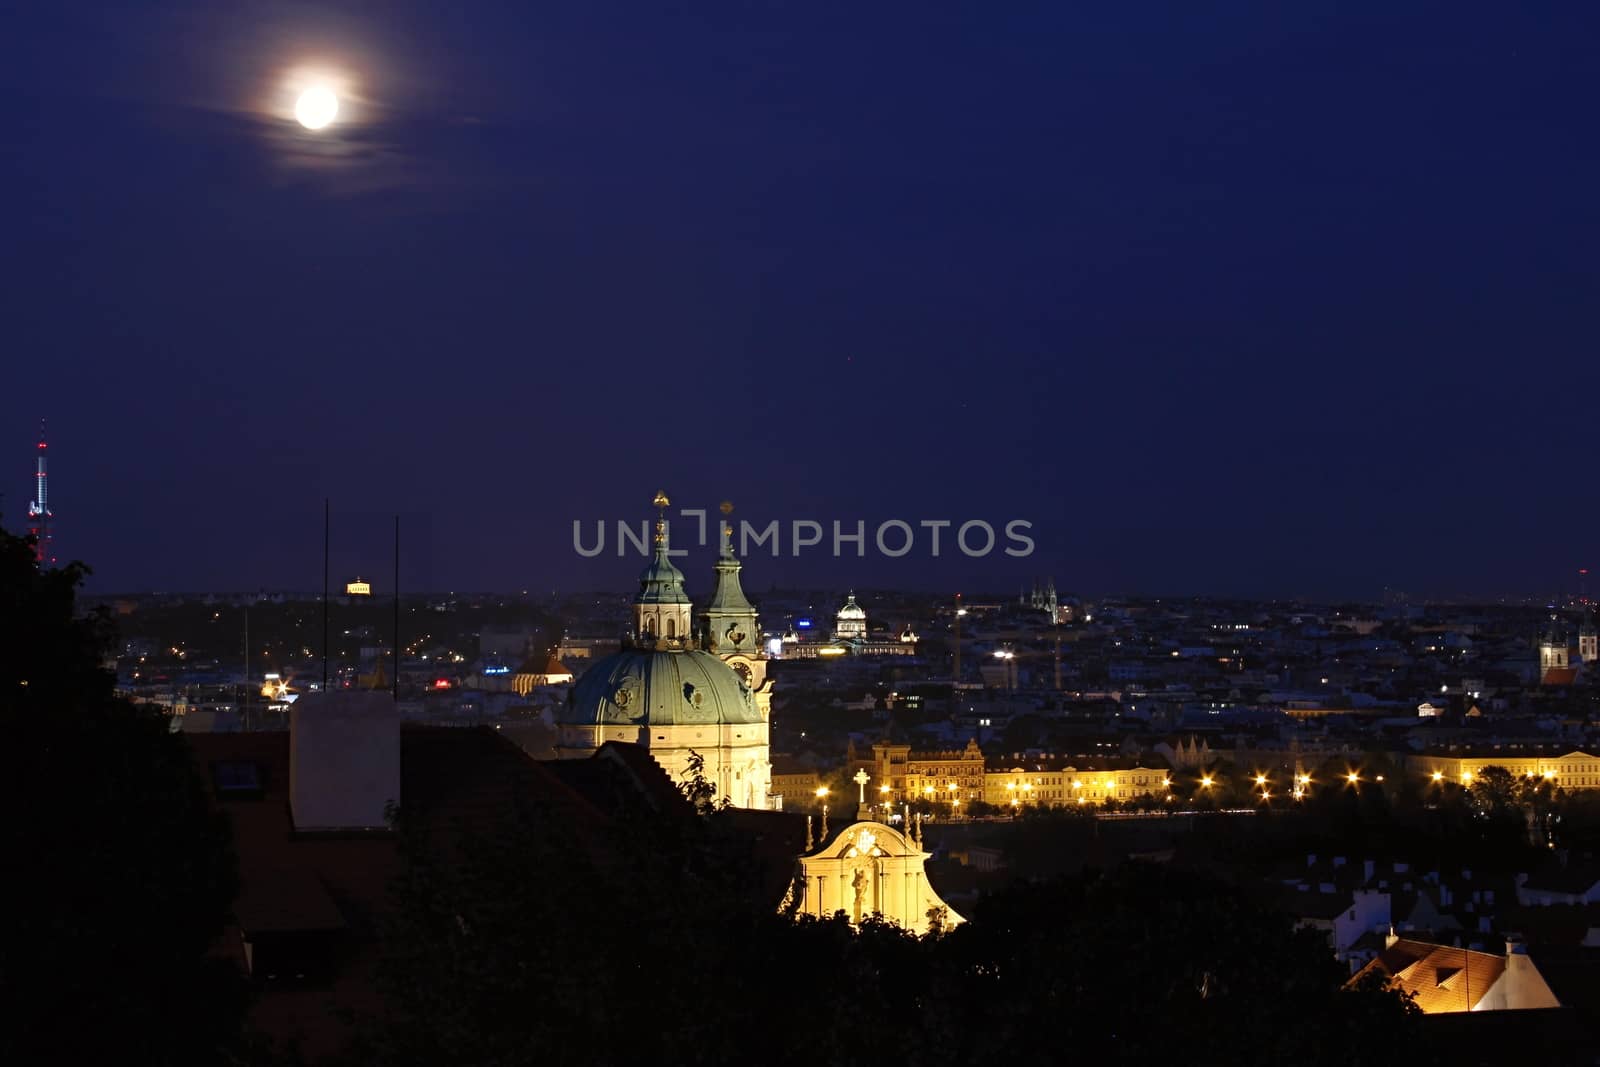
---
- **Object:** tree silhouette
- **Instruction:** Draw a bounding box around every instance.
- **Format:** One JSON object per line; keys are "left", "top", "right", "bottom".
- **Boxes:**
{"left": 0, "top": 528, "right": 244, "bottom": 1064}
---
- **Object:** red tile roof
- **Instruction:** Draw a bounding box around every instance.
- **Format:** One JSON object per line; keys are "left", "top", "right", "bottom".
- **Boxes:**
{"left": 1353, "top": 938, "right": 1506, "bottom": 1014}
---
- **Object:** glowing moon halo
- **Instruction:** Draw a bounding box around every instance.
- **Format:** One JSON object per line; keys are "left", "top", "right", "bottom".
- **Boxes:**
{"left": 294, "top": 86, "right": 339, "bottom": 130}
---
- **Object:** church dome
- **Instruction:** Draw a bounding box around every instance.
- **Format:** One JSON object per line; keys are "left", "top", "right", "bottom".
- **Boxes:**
{"left": 837, "top": 594, "right": 866, "bottom": 620}
{"left": 635, "top": 552, "right": 689, "bottom": 604}
{"left": 560, "top": 647, "right": 763, "bottom": 727}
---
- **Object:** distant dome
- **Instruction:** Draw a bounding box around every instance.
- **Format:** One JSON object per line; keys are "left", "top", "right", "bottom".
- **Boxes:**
{"left": 837, "top": 594, "right": 866, "bottom": 620}
{"left": 561, "top": 647, "right": 762, "bottom": 727}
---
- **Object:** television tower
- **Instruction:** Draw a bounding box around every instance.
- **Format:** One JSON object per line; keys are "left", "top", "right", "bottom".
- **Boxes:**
{"left": 27, "top": 420, "right": 53, "bottom": 565}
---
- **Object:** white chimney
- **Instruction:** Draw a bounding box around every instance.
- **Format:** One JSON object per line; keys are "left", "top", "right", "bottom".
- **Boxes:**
{"left": 290, "top": 690, "right": 400, "bottom": 831}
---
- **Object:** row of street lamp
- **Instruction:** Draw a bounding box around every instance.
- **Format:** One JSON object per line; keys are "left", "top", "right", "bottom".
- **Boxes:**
{"left": 813, "top": 768, "right": 1562, "bottom": 817}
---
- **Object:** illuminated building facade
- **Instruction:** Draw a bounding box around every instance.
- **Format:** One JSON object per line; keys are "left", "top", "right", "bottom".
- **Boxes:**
{"left": 1407, "top": 750, "right": 1600, "bottom": 788}
{"left": 834, "top": 594, "right": 867, "bottom": 639}
{"left": 871, "top": 739, "right": 987, "bottom": 805}
{"left": 790, "top": 820, "right": 962, "bottom": 931}
{"left": 848, "top": 740, "right": 1171, "bottom": 809}
{"left": 512, "top": 649, "right": 573, "bottom": 695}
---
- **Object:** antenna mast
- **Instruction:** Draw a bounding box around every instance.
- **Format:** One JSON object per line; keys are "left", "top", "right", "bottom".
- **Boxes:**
{"left": 322, "top": 499, "right": 330, "bottom": 690}
{"left": 27, "top": 419, "right": 53, "bottom": 565}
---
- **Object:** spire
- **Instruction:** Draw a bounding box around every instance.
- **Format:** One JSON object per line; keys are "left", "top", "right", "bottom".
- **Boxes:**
{"left": 701, "top": 501, "right": 758, "bottom": 655}
{"left": 634, "top": 490, "right": 689, "bottom": 606}
{"left": 27, "top": 418, "right": 53, "bottom": 566}
{"left": 633, "top": 491, "right": 691, "bottom": 646}
{"left": 719, "top": 499, "right": 736, "bottom": 560}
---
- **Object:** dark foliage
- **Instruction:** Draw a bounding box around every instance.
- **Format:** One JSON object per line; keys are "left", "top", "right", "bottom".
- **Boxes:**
{"left": 0, "top": 529, "right": 244, "bottom": 1064}
{"left": 355, "top": 776, "right": 1429, "bottom": 1067}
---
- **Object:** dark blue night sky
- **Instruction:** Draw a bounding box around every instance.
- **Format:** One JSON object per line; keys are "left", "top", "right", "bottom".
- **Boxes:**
{"left": 4, "top": 2, "right": 1597, "bottom": 598}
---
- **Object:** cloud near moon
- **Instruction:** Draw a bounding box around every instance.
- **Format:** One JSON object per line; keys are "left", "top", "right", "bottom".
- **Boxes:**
{"left": 125, "top": 4, "right": 461, "bottom": 194}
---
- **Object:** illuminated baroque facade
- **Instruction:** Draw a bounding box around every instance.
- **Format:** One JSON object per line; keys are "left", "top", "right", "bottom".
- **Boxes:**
{"left": 791, "top": 820, "right": 962, "bottom": 932}
{"left": 558, "top": 498, "right": 773, "bottom": 808}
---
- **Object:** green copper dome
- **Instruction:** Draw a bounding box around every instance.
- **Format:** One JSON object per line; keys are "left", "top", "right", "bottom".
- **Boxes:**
{"left": 560, "top": 647, "right": 763, "bottom": 727}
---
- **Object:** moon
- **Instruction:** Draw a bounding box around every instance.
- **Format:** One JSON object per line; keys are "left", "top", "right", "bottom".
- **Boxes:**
{"left": 294, "top": 86, "right": 339, "bottom": 130}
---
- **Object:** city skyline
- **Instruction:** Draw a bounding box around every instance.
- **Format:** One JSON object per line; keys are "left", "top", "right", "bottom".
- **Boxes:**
{"left": 8, "top": 439, "right": 1597, "bottom": 603}
{"left": 7, "top": 2, "right": 1599, "bottom": 597}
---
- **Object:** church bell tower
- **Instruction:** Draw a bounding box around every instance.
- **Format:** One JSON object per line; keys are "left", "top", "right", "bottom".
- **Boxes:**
{"left": 699, "top": 503, "right": 772, "bottom": 719}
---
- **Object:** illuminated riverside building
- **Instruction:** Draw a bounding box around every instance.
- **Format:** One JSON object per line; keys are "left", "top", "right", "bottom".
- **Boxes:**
{"left": 1407, "top": 750, "right": 1600, "bottom": 788}
{"left": 984, "top": 763, "right": 1173, "bottom": 806}
{"left": 848, "top": 740, "right": 1171, "bottom": 808}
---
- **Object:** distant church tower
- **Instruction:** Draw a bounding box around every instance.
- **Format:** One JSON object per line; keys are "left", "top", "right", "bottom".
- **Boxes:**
{"left": 1581, "top": 615, "right": 1598, "bottom": 665}
{"left": 1540, "top": 615, "right": 1570, "bottom": 671}
{"left": 699, "top": 513, "right": 773, "bottom": 721}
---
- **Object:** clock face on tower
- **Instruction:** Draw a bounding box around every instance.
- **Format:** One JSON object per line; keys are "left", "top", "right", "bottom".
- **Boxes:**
{"left": 732, "top": 661, "right": 752, "bottom": 685}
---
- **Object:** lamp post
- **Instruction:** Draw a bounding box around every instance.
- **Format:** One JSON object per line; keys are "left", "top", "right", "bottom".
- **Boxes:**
{"left": 994, "top": 648, "right": 1016, "bottom": 714}
{"left": 816, "top": 786, "right": 830, "bottom": 839}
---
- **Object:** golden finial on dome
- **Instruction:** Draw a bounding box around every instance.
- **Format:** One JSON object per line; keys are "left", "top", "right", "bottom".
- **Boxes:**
{"left": 719, "top": 500, "right": 734, "bottom": 515}
{"left": 652, "top": 491, "right": 671, "bottom": 546}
